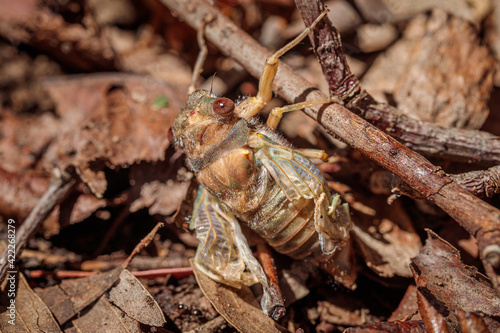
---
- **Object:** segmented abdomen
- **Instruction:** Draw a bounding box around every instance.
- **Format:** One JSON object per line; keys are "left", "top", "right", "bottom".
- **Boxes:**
{"left": 238, "top": 163, "right": 322, "bottom": 260}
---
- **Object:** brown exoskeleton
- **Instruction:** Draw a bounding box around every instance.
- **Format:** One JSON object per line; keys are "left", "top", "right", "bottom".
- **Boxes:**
{"left": 171, "top": 10, "right": 351, "bottom": 320}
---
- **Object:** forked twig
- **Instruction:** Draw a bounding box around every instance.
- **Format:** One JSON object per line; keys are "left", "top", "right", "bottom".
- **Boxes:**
{"left": 295, "top": 0, "right": 500, "bottom": 167}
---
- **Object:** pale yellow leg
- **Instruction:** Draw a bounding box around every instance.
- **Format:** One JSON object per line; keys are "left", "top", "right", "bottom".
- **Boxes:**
{"left": 294, "top": 148, "right": 328, "bottom": 160}
{"left": 235, "top": 9, "right": 329, "bottom": 119}
{"left": 266, "top": 97, "right": 339, "bottom": 130}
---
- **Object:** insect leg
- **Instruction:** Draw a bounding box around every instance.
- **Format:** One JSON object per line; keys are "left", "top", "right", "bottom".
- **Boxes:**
{"left": 314, "top": 193, "right": 337, "bottom": 254}
{"left": 235, "top": 9, "right": 329, "bottom": 119}
{"left": 293, "top": 148, "right": 328, "bottom": 160}
{"left": 266, "top": 97, "right": 339, "bottom": 130}
{"left": 314, "top": 193, "right": 351, "bottom": 254}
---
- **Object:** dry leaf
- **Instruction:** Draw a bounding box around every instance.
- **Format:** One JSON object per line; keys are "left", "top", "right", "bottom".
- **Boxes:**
{"left": 393, "top": 9, "right": 495, "bottom": 129}
{"left": 0, "top": 112, "right": 60, "bottom": 173}
{"left": 353, "top": 199, "right": 421, "bottom": 278}
{"left": 416, "top": 289, "right": 450, "bottom": 333}
{"left": 191, "top": 260, "right": 289, "bottom": 333}
{"left": 454, "top": 308, "right": 491, "bottom": 333}
{"left": 318, "top": 238, "right": 357, "bottom": 289}
{"left": 0, "top": 168, "right": 49, "bottom": 221}
{"left": 42, "top": 192, "right": 108, "bottom": 238}
{"left": 411, "top": 230, "right": 500, "bottom": 331}
{"left": 0, "top": 166, "right": 108, "bottom": 239}
{"left": 0, "top": 273, "right": 61, "bottom": 332}
{"left": 71, "top": 294, "right": 142, "bottom": 332}
{"left": 108, "top": 269, "right": 166, "bottom": 327}
{"left": 43, "top": 74, "right": 185, "bottom": 197}
{"left": 388, "top": 285, "right": 420, "bottom": 322}
{"left": 485, "top": 2, "right": 500, "bottom": 86}
{"left": 128, "top": 160, "right": 193, "bottom": 216}
{"left": 362, "top": 9, "right": 495, "bottom": 129}
{"left": 354, "top": 0, "right": 492, "bottom": 24}
{"left": 35, "top": 266, "right": 123, "bottom": 324}
{"left": 0, "top": 3, "right": 115, "bottom": 71}
{"left": 411, "top": 230, "right": 500, "bottom": 316}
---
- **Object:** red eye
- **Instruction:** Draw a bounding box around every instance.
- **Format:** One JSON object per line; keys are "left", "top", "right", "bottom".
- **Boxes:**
{"left": 213, "top": 98, "right": 235, "bottom": 116}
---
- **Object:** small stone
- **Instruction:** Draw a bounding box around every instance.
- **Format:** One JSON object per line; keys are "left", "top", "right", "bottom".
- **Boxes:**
{"left": 354, "top": 0, "right": 492, "bottom": 25}
{"left": 325, "top": 0, "right": 362, "bottom": 33}
{"left": 357, "top": 23, "right": 398, "bottom": 53}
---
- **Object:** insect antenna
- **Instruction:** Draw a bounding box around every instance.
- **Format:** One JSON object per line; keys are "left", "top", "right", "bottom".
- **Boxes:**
{"left": 209, "top": 72, "right": 217, "bottom": 95}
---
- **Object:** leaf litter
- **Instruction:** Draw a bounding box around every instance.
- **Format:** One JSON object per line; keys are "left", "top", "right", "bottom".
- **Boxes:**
{"left": 0, "top": 0, "right": 499, "bottom": 332}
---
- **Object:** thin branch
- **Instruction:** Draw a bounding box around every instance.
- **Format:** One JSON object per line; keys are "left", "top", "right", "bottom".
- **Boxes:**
{"left": 256, "top": 242, "right": 286, "bottom": 320}
{"left": 360, "top": 101, "right": 500, "bottom": 166}
{"left": 0, "top": 168, "right": 76, "bottom": 282}
{"left": 295, "top": 1, "right": 500, "bottom": 167}
{"left": 370, "top": 165, "right": 500, "bottom": 199}
{"left": 159, "top": 0, "right": 500, "bottom": 272}
{"left": 27, "top": 267, "right": 194, "bottom": 279}
{"left": 450, "top": 166, "right": 500, "bottom": 198}
{"left": 122, "top": 222, "right": 165, "bottom": 268}
{"left": 295, "top": 1, "right": 360, "bottom": 99}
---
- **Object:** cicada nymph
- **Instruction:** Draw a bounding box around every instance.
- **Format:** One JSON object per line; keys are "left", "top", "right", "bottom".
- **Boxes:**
{"left": 171, "top": 10, "right": 352, "bottom": 319}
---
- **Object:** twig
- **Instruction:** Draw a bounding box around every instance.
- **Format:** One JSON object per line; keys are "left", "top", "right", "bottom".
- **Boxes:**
{"left": 0, "top": 168, "right": 76, "bottom": 282}
{"left": 370, "top": 165, "right": 500, "bottom": 199}
{"left": 450, "top": 166, "right": 500, "bottom": 198}
{"left": 126, "top": 267, "right": 193, "bottom": 278}
{"left": 160, "top": 0, "right": 500, "bottom": 273}
{"left": 26, "top": 267, "right": 193, "bottom": 279}
{"left": 295, "top": 1, "right": 360, "bottom": 99}
{"left": 255, "top": 242, "right": 286, "bottom": 320}
{"left": 27, "top": 270, "right": 96, "bottom": 279}
{"left": 122, "top": 222, "right": 164, "bottom": 268}
{"left": 359, "top": 101, "right": 500, "bottom": 166}
{"left": 295, "top": 1, "right": 500, "bottom": 167}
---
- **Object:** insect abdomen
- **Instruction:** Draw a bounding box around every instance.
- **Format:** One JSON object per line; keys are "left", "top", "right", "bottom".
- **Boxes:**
{"left": 244, "top": 183, "right": 321, "bottom": 260}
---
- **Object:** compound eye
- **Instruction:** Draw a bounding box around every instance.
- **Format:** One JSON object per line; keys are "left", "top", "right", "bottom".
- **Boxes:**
{"left": 213, "top": 97, "right": 235, "bottom": 116}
